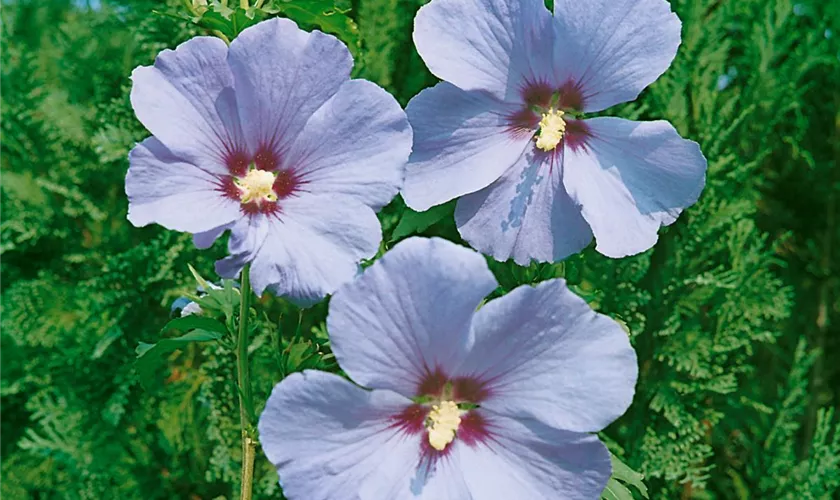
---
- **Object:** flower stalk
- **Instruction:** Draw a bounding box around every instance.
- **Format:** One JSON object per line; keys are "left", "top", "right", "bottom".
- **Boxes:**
{"left": 237, "top": 264, "right": 256, "bottom": 500}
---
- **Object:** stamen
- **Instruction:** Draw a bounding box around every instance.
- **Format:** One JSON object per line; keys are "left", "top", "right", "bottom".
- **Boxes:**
{"left": 425, "top": 401, "right": 463, "bottom": 451}
{"left": 235, "top": 169, "right": 278, "bottom": 204}
{"left": 535, "top": 108, "right": 567, "bottom": 151}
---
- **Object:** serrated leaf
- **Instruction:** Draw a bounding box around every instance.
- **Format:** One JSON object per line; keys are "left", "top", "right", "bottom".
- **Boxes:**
{"left": 601, "top": 477, "right": 635, "bottom": 500}
{"left": 266, "top": 0, "right": 359, "bottom": 55}
{"left": 171, "top": 2, "right": 267, "bottom": 40}
{"left": 196, "top": 279, "right": 240, "bottom": 322}
{"left": 187, "top": 264, "right": 210, "bottom": 291}
{"left": 390, "top": 201, "right": 455, "bottom": 241}
{"left": 134, "top": 318, "right": 227, "bottom": 390}
{"left": 608, "top": 453, "right": 649, "bottom": 499}
{"left": 160, "top": 315, "right": 228, "bottom": 336}
{"left": 135, "top": 330, "right": 223, "bottom": 390}
{"left": 196, "top": 9, "right": 235, "bottom": 38}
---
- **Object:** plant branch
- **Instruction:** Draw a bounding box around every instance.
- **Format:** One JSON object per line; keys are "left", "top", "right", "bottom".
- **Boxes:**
{"left": 237, "top": 264, "right": 256, "bottom": 500}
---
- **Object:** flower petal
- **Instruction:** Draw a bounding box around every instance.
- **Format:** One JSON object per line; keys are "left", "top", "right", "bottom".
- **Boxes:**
{"left": 130, "top": 37, "right": 242, "bottom": 174}
{"left": 228, "top": 18, "right": 353, "bottom": 156}
{"left": 457, "top": 279, "right": 637, "bottom": 433}
{"left": 258, "top": 370, "right": 423, "bottom": 500}
{"left": 328, "top": 237, "right": 498, "bottom": 397}
{"left": 562, "top": 117, "right": 707, "bottom": 258}
{"left": 390, "top": 452, "right": 471, "bottom": 500}
{"left": 126, "top": 138, "right": 240, "bottom": 233}
{"left": 458, "top": 411, "right": 611, "bottom": 499}
{"left": 193, "top": 222, "right": 233, "bottom": 250}
{"left": 402, "top": 83, "right": 530, "bottom": 212}
{"left": 413, "top": 0, "right": 555, "bottom": 100}
{"left": 455, "top": 149, "right": 592, "bottom": 265}
{"left": 216, "top": 194, "right": 382, "bottom": 304}
{"left": 553, "top": 0, "right": 682, "bottom": 112}
{"left": 286, "top": 79, "right": 411, "bottom": 210}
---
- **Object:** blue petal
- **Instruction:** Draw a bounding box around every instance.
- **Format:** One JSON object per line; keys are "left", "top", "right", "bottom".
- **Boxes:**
{"left": 413, "top": 0, "right": 555, "bottom": 101}
{"left": 228, "top": 18, "right": 353, "bottom": 157}
{"left": 562, "top": 117, "right": 707, "bottom": 258}
{"left": 456, "top": 279, "right": 637, "bottom": 433}
{"left": 285, "top": 79, "right": 411, "bottom": 211}
{"left": 328, "top": 237, "right": 497, "bottom": 397}
{"left": 553, "top": 0, "right": 682, "bottom": 112}
{"left": 403, "top": 83, "right": 530, "bottom": 212}
{"left": 193, "top": 222, "right": 232, "bottom": 250}
{"left": 130, "top": 36, "right": 243, "bottom": 174}
{"left": 258, "top": 371, "right": 423, "bottom": 500}
{"left": 126, "top": 138, "right": 240, "bottom": 233}
{"left": 455, "top": 148, "right": 592, "bottom": 265}
{"left": 457, "top": 411, "right": 612, "bottom": 499}
{"left": 216, "top": 194, "right": 382, "bottom": 304}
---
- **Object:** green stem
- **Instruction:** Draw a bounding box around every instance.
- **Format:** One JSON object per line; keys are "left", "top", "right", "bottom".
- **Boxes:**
{"left": 237, "top": 264, "right": 256, "bottom": 500}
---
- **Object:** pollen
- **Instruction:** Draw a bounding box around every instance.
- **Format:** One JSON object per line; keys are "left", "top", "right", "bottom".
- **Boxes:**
{"left": 535, "top": 108, "right": 567, "bottom": 151}
{"left": 235, "top": 168, "right": 277, "bottom": 204}
{"left": 425, "top": 401, "right": 463, "bottom": 451}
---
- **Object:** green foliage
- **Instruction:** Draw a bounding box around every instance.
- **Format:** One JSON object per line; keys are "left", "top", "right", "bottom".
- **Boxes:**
{"left": 2, "top": 0, "right": 839, "bottom": 498}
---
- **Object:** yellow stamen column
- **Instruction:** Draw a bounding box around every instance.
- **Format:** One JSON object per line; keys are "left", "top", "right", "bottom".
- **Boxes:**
{"left": 535, "top": 108, "right": 567, "bottom": 152}
{"left": 235, "top": 169, "right": 278, "bottom": 204}
{"left": 426, "top": 401, "right": 464, "bottom": 451}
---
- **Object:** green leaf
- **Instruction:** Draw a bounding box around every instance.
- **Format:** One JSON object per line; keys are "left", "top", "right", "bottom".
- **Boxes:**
{"left": 601, "top": 477, "right": 635, "bottom": 500}
{"left": 134, "top": 317, "right": 227, "bottom": 390}
{"left": 194, "top": 280, "right": 241, "bottom": 323}
{"left": 160, "top": 315, "right": 228, "bottom": 336}
{"left": 280, "top": 339, "right": 328, "bottom": 376}
{"left": 265, "top": 0, "right": 360, "bottom": 55}
{"left": 187, "top": 265, "right": 240, "bottom": 321}
{"left": 604, "top": 453, "right": 649, "bottom": 499}
{"left": 135, "top": 330, "right": 223, "bottom": 390}
{"left": 187, "top": 263, "right": 211, "bottom": 292}
{"left": 196, "top": 9, "right": 235, "bottom": 38}
{"left": 390, "top": 201, "right": 455, "bottom": 242}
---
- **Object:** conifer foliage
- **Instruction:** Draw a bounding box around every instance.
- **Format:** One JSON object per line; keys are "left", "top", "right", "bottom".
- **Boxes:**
{"left": 2, "top": 0, "right": 839, "bottom": 498}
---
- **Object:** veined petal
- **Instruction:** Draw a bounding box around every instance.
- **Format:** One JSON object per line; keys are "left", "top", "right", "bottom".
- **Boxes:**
{"left": 130, "top": 37, "right": 242, "bottom": 174}
{"left": 328, "top": 237, "right": 498, "bottom": 397}
{"left": 403, "top": 83, "right": 530, "bottom": 212}
{"left": 456, "top": 149, "right": 592, "bottom": 265}
{"left": 562, "top": 117, "right": 707, "bottom": 258}
{"left": 216, "top": 194, "right": 382, "bottom": 304}
{"left": 457, "top": 279, "right": 637, "bottom": 433}
{"left": 126, "top": 138, "right": 240, "bottom": 233}
{"left": 288, "top": 79, "right": 411, "bottom": 210}
{"left": 228, "top": 18, "right": 353, "bottom": 156}
{"left": 414, "top": 0, "right": 555, "bottom": 100}
{"left": 358, "top": 441, "right": 471, "bottom": 500}
{"left": 258, "top": 371, "right": 423, "bottom": 500}
{"left": 552, "top": 0, "right": 682, "bottom": 112}
{"left": 458, "top": 411, "right": 611, "bottom": 499}
{"left": 215, "top": 214, "right": 268, "bottom": 280}
{"left": 193, "top": 222, "right": 233, "bottom": 250}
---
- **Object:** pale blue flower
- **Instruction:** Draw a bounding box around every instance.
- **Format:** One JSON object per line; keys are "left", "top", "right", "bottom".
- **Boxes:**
{"left": 171, "top": 282, "right": 222, "bottom": 317}
{"left": 402, "top": 0, "right": 707, "bottom": 263}
{"left": 126, "top": 19, "right": 412, "bottom": 303}
{"left": 258, "top": 237, "right": 637, "bottom": 499}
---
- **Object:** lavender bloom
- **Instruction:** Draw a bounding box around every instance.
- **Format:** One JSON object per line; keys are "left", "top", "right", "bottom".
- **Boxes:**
{"left": 126, "top": 19, "right": 412, "bottom": 303}
{"left": 259, "top": 237, "right": 637, "bottom": 499}
{"left": 402, "top": 0, "right": 707, "bottom": 264}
